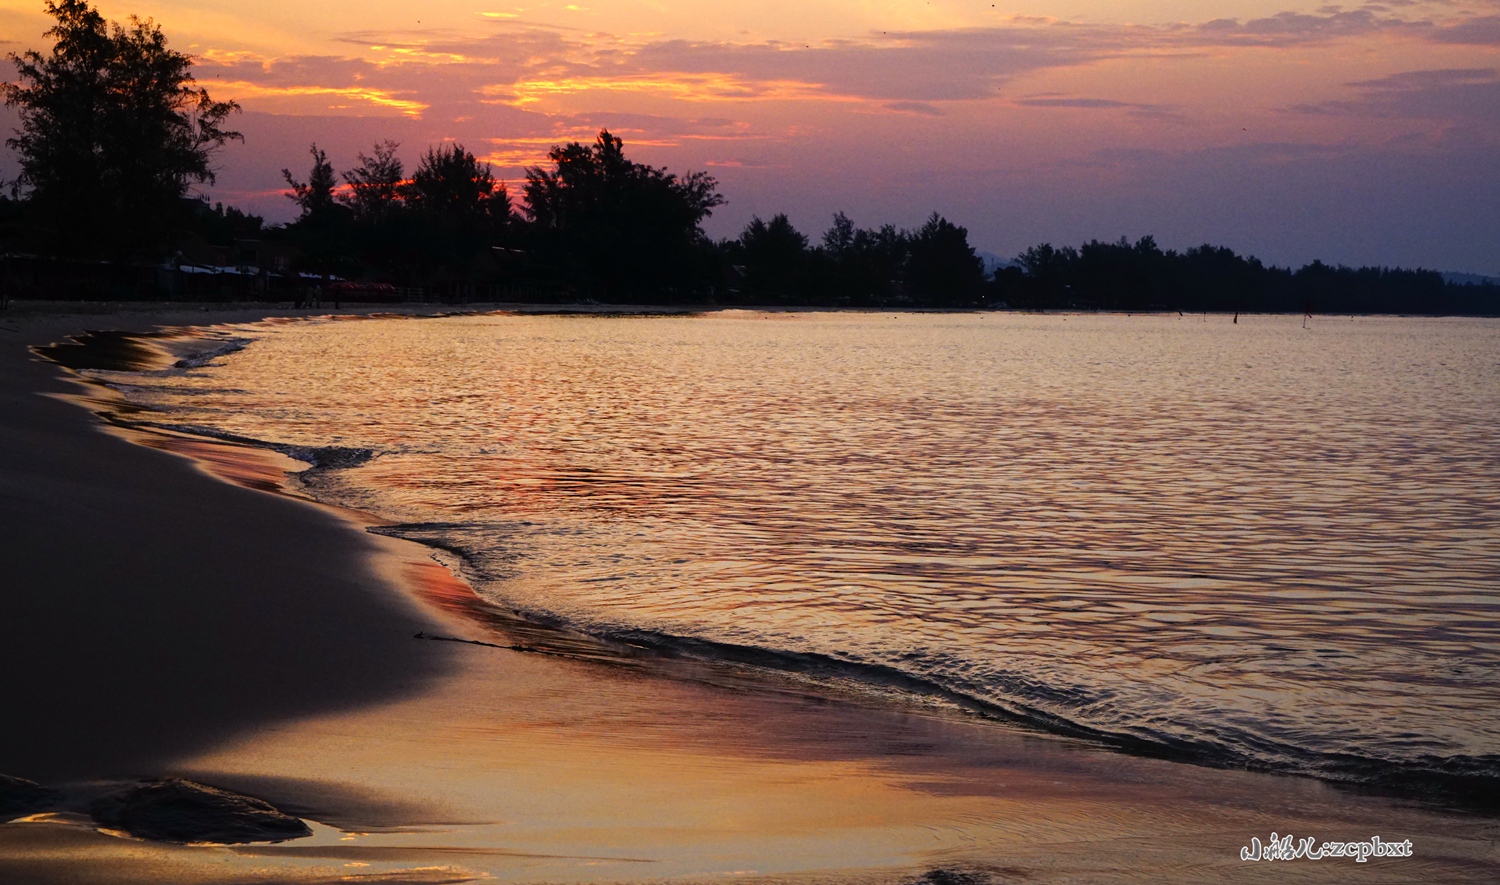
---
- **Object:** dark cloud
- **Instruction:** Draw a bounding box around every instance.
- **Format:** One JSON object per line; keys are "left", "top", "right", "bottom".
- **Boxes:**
{"left": 1200, "top": 10, "right": 1422, "bottom": 45}
{"left": 1351, "top": 67, "right": 1499, "bottom": 87}
{"left": 1295, "top": 67, "right": 1500, "bottom": 125}
{"left": 1430, "top": 15, "right": 1500, "bottom": 43}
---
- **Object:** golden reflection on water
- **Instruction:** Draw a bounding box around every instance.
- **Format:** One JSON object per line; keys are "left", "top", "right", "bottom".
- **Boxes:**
{"left": 101, "top": 312, "right": 1500, "bottom": 771}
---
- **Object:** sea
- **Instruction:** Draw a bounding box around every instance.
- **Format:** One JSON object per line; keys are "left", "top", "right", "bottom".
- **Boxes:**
{"left": 93, "top": 310, "right": 1500, "bottom": 800}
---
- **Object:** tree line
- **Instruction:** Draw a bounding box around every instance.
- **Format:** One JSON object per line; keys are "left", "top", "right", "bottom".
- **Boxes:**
{"left": 996, "top": 238, "right": 1498, "bottom": 316}
{"left": 273, "top": 132, "right": 725, "bottom": 300}
{"left": 3, "top": 0, "right": 1497, "bottom": 314}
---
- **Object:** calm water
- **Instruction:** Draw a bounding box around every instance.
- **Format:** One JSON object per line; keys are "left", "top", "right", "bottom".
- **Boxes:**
{"left": 103, "top": 311, "right": 1500, "bottom": 791}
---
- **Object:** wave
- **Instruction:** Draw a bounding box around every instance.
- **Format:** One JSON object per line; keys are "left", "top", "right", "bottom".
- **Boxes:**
{"left": 617, "top": 629, "right": 1500, "bottom": 808}
{"left": 366, "top": 518, "right": 1500, "bottom": 812}
{"left": 172, "top": 337, "right": 253, "bottom": 369}
{"left": 125, "top": 419, "right": 374, "bottom": 472}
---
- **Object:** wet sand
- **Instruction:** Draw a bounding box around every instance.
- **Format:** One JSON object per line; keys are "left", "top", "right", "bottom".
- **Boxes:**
{"left": 0, "top": 305, "right": 469, "bottom": 783}
{"left": 1, "top": 303, "right": 1497, "bottom": 884}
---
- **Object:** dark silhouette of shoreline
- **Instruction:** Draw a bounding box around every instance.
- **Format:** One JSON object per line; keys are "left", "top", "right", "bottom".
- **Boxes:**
{"left": 5, "top": 195, "right": 1495, "bottom": 315}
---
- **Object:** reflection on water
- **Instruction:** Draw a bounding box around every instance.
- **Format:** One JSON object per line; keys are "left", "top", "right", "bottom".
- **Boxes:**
{"left": 102, "top": 311, "right": 1500, "bottom": 789}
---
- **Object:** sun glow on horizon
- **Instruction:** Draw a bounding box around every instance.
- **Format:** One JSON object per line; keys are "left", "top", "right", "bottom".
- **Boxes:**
{"left": 2, "top": 0, "right": 1496, "bottom": 269}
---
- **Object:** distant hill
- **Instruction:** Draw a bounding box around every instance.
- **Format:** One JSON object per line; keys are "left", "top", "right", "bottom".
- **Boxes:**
{"left": 1442, "top": 272, "right": 1500, "bottom": 286}
{"left": 976, "top": 251, "right": 1015, "bottom": 275}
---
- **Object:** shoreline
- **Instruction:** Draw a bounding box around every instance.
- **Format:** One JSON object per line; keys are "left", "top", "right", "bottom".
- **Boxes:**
{"left": 0, "top": 304, "right": 475, "bottom": 784}
{"left": 3, "top": 303, "right": 1499, "bottom": 883}
{"left": 9, "top": 296, "right": 1500, "bottom": 318}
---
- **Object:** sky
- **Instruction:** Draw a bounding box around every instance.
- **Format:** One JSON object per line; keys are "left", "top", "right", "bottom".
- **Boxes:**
{"left": 2, "top": 0, "right": 1498, "bottom": 272}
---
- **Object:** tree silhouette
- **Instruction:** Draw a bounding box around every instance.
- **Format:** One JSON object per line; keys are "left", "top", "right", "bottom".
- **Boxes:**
{"left": 404, "top": 143, "right": 508, "bottom": 228}
{"left": 737, "top": 214, "right": 811, "bottom": 299}
{"left": 280, "top": 144, "right": 353, "bottom": 277}
{"left": 818, "top": 212, "right": 884, "bottom": 304}
{"left": 282, "top": 144, "right": 339, "bottom": 222}
{"left": 906, "top": 212, "right": 984, "bottom": 305}
{"left": 340, "top": 140, "right": 404, "bottom": 224}
{"left": 399, "top": 143, "right": 508, "bottom": 283}
{"left": 1012, "top": 243, "right": 1078, "bottom": 307}
{"left": 3, "top": 0, "right": 240, "bottom": 257}
{"left": 821, "top": 211, "right": 856, "bottom": 257}
{"left": 522, "top": 129, "right": 722, "bottom": 298}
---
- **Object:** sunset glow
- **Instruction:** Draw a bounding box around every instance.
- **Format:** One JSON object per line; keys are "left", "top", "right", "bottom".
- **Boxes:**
{"left": 2, "top": 0, "right": 1496, "bottom": 270}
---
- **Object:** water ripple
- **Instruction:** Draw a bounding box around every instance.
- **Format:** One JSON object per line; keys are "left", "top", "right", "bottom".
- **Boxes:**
{"left": 99, "top": 312, "right": 1500, "bottom": 798}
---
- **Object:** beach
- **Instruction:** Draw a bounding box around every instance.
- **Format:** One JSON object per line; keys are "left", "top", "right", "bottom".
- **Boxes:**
{"left": 1, "top": 303, "right": 1498, "bottom": 884}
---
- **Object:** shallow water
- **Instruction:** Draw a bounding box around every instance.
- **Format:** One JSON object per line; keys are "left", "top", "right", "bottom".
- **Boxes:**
{"left": 101, "top": 311, "right": 1500, "bottom": 796}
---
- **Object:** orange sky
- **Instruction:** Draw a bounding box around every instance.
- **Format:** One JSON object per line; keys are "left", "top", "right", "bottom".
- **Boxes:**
{"left": 2, "top": 0, "right": 1498, "bottom": 271}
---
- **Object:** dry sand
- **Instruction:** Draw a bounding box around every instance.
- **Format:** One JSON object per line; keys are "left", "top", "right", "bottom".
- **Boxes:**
{"left": 1, "top": 302, "right": 1497, "bottom": 884}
